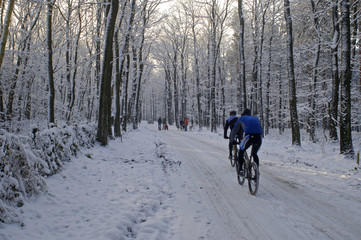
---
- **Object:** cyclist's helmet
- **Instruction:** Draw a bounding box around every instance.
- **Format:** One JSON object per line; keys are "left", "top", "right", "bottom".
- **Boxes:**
{"left": 241, "top": 108, "right": 251, "bottom": 116}
{"left": 230, "top": 111, "right": 237, "bottom": 116}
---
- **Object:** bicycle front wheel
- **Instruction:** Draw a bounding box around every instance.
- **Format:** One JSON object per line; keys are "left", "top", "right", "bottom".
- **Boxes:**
{"left": 248, "top": 162, "right": 259, "bottom": 195}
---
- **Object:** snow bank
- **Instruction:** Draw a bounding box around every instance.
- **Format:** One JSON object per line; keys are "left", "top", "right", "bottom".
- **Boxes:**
{"left": 0, "top": 123, "right": 96, "bottom": 225}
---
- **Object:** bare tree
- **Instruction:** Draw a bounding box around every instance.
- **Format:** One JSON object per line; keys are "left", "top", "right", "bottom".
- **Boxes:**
{"left": 238, "top": 0, "right": 247, "bottom": 111}
{"left": 6, "top": 3, "right": 41, "bottom": 120}
{"left": 189, "top": 1, "right": 203, "bottom": 129}
{"left": 121, "top": 0, "right": 136, "bottom": 132}
{"left": 283, "top": 0, "right": 301, "bottom": 146}
{"left": 307, "top": 0, "right": 321, "bottom": 143}
{"left": 0, "top": 0, "right": 15, "bottom": 119}
{"left": 114, "top": 1, "right": 128, "bottom": 137}
{"left": 265, "top": 0, "right": 276, "bottom": 135}
{"left": 339, "top": 0, "right": 354, "bottom": 156}
{"left": 47, "top": 0, "right": 56, "bottom": 125}
{"left": 97, "top": 0, "right": 119, "bottom": 145}
{"left": 329, "top": 0, "right": 341, "bottom": 142}
{"left": 207, "top": 0, "right": 231, "bottom": 132}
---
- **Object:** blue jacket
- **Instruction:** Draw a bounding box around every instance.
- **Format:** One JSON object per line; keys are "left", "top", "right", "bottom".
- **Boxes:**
{"left": 230, "top": 115, "right": 262, "bottom": 142}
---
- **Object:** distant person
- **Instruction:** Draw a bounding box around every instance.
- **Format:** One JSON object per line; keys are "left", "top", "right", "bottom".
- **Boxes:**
{"left": 180, "top": 119, "right": 184, "bottom": 130}
{"left": 184, "top": 117, "right": 189, "bottom": 131}
{"left": 224, "top": 111, "right": 238, "bottom": 160}
{"left": 158, "top": 117, "right": 162, "bottom": 130}
{"left": 162, "top": 117, "right": 166, "bottom": 129}
{"left": 230, "top": 109, "right": 263, "bottom": 176}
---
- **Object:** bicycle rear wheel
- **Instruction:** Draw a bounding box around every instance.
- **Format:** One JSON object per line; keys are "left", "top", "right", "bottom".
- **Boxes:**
{"left": 229, "top": 155, "right": 234, "bottom": 167}
{"left": 248, "top": 162, "right": 259, "bottom": 195}
{"left": 237, "top": 161, "right": 245, "bottom": 185}
{"left": 230, "top": 145, "right": 237, "bottom": 167}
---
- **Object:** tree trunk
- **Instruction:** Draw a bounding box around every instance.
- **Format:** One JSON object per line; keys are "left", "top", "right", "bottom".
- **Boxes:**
{"left": 164, "top": 62, "right": 173, "bottom": 125}
{"left": 173, "top": 49, "right": 179, "bottom": 128}
{"left": 66, "top": 7, "right": 82, "bottom": 122}
{"left": 339, "top": 0, "right": 354, "bottom": 157}
{"left": 308, "top": 0, "right": 321, "bottom": 143}
{"left": 238, "top": 0, "right": 247, "bottom": 111}
{"left": 95, "top": 3, "right": 103, "bottom": 97}
{"left": 96, "top": 0, "right": 119, "bottom": 145}
{"left": 258, "top": 1, "right": 270, "bottom": 134}
{"left": 134, "top": 3, "right": 147, "bottom": 128}
{"left": 114, "top": 27, "right": 122, "bottom": 137}
{"left": 191, "top": 9, "right": 202, "bottom": 129}
{"left": 329, "top": 0, "right": 340, "bottom": 141}
{"left": 47, "top": 0, "right": 56, "bottom": 125}
{"left": 265, "top": 0, "right": 276, "bottom": 135}
{"left": 284, "top": 0, "right": 301, "bottom": 146}
{"left": 0, "top": 0, "right": 15, "bottom": 119}
{"left": 129, "top": 40, "right": 138, "bottom": 129}
{"left": 121, "top": 0, "right": 136, "bottom": 132}
{"left": 0, "top": 0, "right": 14, "bottom": 70}
{"left": 180, "top": 37, "right": 187, "bottom": 121}
{"left": 122, "top": 53, "right": 130, "bottom": 132}
{"left": 210, "top": 32, "right": 217, "bottom": 132}
{"left": 278, "top": 62, "right": 284, "bottom": 134}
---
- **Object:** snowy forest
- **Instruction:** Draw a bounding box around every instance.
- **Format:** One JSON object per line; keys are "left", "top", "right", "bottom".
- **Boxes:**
{"left": 0, "top": 0, "right": 360, "bottom": 224}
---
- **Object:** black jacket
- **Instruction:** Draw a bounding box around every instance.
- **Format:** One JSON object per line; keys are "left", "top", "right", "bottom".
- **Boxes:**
{"left": 224, "top": 116, "right": 238, "bottom": 138}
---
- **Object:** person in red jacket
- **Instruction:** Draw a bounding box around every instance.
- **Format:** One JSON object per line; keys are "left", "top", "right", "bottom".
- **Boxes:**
{"left": 184, "top": 117, "right": 189, "bottom": 131}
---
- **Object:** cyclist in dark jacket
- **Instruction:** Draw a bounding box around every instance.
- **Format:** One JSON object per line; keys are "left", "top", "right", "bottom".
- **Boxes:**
{"left": 230, "top": 109, "right": 262, "bottom": 175}
{"left": 224, "top": 111, "right": 238, "bottom": 159}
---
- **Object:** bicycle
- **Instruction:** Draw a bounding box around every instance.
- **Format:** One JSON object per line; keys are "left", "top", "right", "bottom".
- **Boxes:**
{"left": 229, "top": 141, "right": 237, "bottom": 167}
{"left": 236, "top": 143, "right": 260, "bottom": 196}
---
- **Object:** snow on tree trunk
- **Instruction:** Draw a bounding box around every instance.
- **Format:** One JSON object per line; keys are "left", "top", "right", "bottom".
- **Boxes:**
{"left": 238, "top": 0, "right": 247, "bottom": 111}
{"left": 339, "top": 0, "right": 354, "bottom": 157}
{"left": 96, "top": 0, "right": 119, "bottom": 146}
{"left": 329, "top": 0, "right": 340, "bottom": 142}
{"left": 283, "top": 0, "right": 301, "bottom": 146}
{"left": 308, "top": 0, "right": 321, "bottom": 143}
{"left": 47, "top": 0, "right": 56, "bottom": 125}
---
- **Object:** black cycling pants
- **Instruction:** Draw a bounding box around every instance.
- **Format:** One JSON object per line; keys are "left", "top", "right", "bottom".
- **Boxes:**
{"left": 238, "top": 134, "right": 262, "bottom": 170}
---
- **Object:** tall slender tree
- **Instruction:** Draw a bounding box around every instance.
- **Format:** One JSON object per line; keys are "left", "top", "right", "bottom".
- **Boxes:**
{"left": 284, "top": 0, "right": 301, "bottom": 146}
{"left": 308, "top": 0, "right": 321, "bottom": 143}
{"left": 114, "top": 1, "right": 128, "bottom": 137}
{"left": 189, "top": 2, "right": 203, "bottom": 129}
{"left": 0, "top": 0, "right": 15, "bottom": 70}
{"left": 339, "top": 0, "right": 354, "bottom": 156}
{"left": 121, "top": 0, "right": 136, "bottom": 132}
{"left": 0, "top": 0, "right": 15, "bottom": 119}
{"left": 238, "top": 0, "right": 247, "bottom": 111}
{"left": 47, "top": 0, "right": 56, "bottom": 125}
{"left": 97, "top": 0, "right": 119, "bottom": 145}
{"left": 329, "top": 0, "right": 340, "bottom": 142}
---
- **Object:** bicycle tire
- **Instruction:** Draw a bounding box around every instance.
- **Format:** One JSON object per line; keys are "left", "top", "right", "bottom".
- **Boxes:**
{"left": 229, "top": 155, "right": 234, "bottom": 167}
{"left": 237, "top": 161, "right": 245, "bottom": 185}
{"left": 231, "top": 145, "right": 237, "bottom": 167}
{"left": 229, "top": 153, "right": 235, "bottom": 167}
{"left": 248, "top": 162, "right": 259, "bottom": 195}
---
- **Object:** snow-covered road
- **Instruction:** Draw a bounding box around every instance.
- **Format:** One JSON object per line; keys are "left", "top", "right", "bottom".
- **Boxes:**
{"left": 1, "top": 123, "right": 360, "bottom": 240}
{"left": 162, "top": 126, "right": 361, "bottom": 240}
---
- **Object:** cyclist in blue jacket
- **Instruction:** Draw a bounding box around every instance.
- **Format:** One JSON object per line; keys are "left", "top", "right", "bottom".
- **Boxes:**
{"left": 230, "top": 109, "right": 262, "bottom": 175}
{"left": 224, "top": 111, "right": 238, "bottom": 159}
